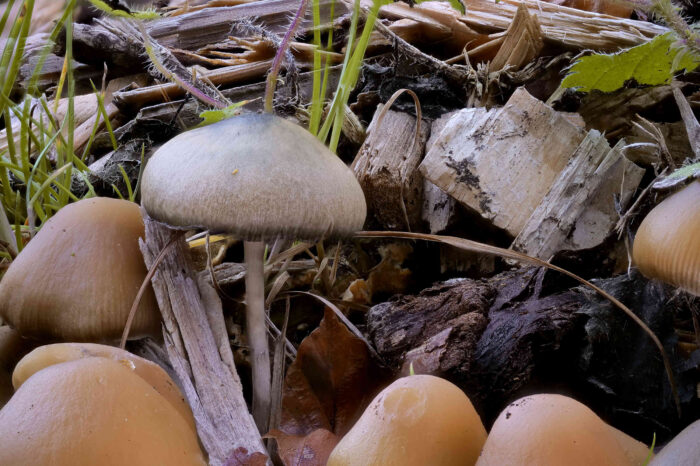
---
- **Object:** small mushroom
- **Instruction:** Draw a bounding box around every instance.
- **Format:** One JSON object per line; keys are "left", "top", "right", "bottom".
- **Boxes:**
{"left": 327, "top": 375, "right": 487, "bottom": 466}
{"left": 0, "top": 197, "right": 161, "bottom": 341}
{"left": 632, "top": 180, "right": 700, "bottom": 296}
{"left": 141, "top": 113, "right": 366, "bottom": 429}
{"left": 476, "top": 394, "right": 650, "bottom": 466}
{"left": 0, "top": 343, "right": 205, "bottom": 465}
{"left": 649, "top": 418, "right": 700, "bottom": 466}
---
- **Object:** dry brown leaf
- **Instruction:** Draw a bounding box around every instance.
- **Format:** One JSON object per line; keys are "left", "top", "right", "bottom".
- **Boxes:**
{"left": 279, "top": 308, "right": 387, "bottom": 437}
{"left": 223, "top": 447, "right": 268, "bottom": 466}
{"left": 543, "top": 0, "right": 632, "bottom": 17}
{"left": 267, "top": 428, "right": 340, "bottom": 466}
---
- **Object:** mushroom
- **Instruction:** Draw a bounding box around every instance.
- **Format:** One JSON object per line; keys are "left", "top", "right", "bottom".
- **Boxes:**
{"left": 632, "top": 180, "right": 699, "bottom": 296}
{"left": 0, "top": 197, "right": 160, "bottom": 341}
{"left": 10, "top": 342, "right": 195, "bottom": 427}
{"left": 326, "top": 374, "right": 487, "bottom": 466}
{"left": 649, "top": 419, "right": 700, "bottom": 465}
{"left": 476, "top": 394, "right": 650, "bottom": 466}
{"left": 0, "top": 343, "right": 205, "bottom": 465}
{"left": 141, "top": 113, "right": 366, "bottom": 429}
{"left": 0, "top": 326, "right": 37, "bottom": 408}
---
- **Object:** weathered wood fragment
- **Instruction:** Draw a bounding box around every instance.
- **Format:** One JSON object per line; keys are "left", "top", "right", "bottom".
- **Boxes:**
{"left": 140, "top": 214, "right": 267, "bottom": 465}
{"left": 375, "top": 0, "right": 666, "bottom": 52}
{"left": 422, "top": 110, "right": 461, "bottom": 234}
{"left": 352, "top": 106, "right": 430, "bottom": 230}
{"left": 420, "top": 88, "right": 586, "bottom": 236}
{"left": 511, "top": 134, "right": 644, "bottom": 259}
{"left": 490, "top": 3, "right": 544, "bottom": 71}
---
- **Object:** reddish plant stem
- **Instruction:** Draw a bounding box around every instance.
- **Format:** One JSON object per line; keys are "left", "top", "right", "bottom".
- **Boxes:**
{"left": 263, "top": 0, "right": 310, "bottom": 113}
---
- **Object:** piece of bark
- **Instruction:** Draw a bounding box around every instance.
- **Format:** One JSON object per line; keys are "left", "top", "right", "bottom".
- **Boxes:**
{"left": 420, "top": 87, "right": 586, "bottom": 237}
{"left": 490, "top": 3, "right": 544, "bottom": 71}
{"left": 673, "top": 87, "right": 700, "bottom": 159}
{"left": 511, "top": 134, "right": 644, "bottom": 259}
{"left": 375, "top": 0, "right": 666, "bottom": 53}
{"left": 625, "top": 121, "right": 696, "bottom": 166}
{"left": 368, "top": 278, "right": 494, "bottom": 369}
{"left": 578, "top": 85, "right": 677, "bottom": 138}
{"left": 140, "top": 214, "right": 267, "bottom": 465}
{"left": 352, "top": 105, "right": 430, "bottom": 230}
{"left": 422, "top": 110, "right": 461, "bottom": 234}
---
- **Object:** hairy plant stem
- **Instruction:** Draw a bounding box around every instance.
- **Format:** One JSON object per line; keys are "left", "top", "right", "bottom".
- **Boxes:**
{"left": 245, "top": 240, "right": 272, "bottom": 432}
{"left": 263, "top": 0, "right": 310, "bottom": 112}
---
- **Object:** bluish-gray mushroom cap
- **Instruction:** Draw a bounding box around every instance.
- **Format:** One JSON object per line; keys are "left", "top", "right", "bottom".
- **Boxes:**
{"left": 141, "top": 114, "right": 367, "bottom": 240}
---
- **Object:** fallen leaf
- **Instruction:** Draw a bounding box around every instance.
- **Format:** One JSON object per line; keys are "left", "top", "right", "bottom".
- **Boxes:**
{"left": 279, "top": 308, "right": 387, "bottom": 437}
{"left": 267, "top": 428, "right": 340, "bottom": 466}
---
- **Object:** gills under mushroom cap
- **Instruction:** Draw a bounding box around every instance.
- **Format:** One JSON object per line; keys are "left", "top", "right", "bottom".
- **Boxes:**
{"left": 0, "top": 198, "right": 160, "bottom": 341}
{"left": 141, "top": 113, "right": 367, "bottom": 240}
{"left": 632, "top": 180, "right": 700, "bottom": 296}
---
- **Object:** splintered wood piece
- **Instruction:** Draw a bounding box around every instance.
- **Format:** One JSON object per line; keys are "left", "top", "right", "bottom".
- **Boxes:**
{"left": 490, "top": 3, "right": 544, "bottom": 71}
{"left": 422, "top": 110, "right": 466, "bottom": 235}
{"left": 352, "top": 106, "right": 430, "bottom": 231}
{"left": 420, "top": 88, "right": 586, "bottom": 236}
{"left": 148, "top": 0, "right": 347, "bottom": 51}
{"left": 511, "top": 133, "right": 643, "bottom": 259}
{"left": 374, "top": 0, "right": 666, "bottom": 53}
{"left": 113, "top": 60, "right": 273, "bottom": 109}
{"left": 140, "top": 214, "right": 267, "bottom": 466}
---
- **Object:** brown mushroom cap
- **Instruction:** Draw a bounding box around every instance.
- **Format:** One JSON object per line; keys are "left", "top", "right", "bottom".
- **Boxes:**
{"left": 11, "top": 343, "right": 195, "bottom": 430}
{"left": 649, "top": 419, "right": 700, "bottom": 465}
{"left": 476, "top": 394, "right": 650, "bottom": 466}
{"left": 0, "top": 197, "right": 160, "bottom": 341}
{"left": 0, "top": 326, "right": 37, "bottom": 408}
{"left": 327, "top": 374, "right": 487, "bottom": 466}
{"left": 0, "top": 349, "right": 206, "bottom": 466}
{"left": 141, "top": 113, "right": 366, "bottom": 240}
{"left": 633, "top": 180, "right": 700, "bottom": 296}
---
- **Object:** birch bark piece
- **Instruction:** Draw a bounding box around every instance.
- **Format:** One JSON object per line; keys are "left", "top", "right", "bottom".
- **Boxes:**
{"left": 419, "top": 87, "right": 586, "bottom": 236}
{"left": 511, "top": 134, "right": 644, "bottom": 259}
{"left": 140, "top": 213, "right": 267, "bottom": 465}
{"left": 352, "top": 105, "right": 430, "bottom": 230}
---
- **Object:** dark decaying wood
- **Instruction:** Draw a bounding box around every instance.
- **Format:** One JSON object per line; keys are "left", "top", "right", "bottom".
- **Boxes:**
{"left": 140, "top": 213, "right": 267, "bottom": 466}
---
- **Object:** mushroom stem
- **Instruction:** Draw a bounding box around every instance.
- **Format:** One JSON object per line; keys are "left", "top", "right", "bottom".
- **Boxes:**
{"left": 244, "top": 240, "right": 272, "bottom": 432}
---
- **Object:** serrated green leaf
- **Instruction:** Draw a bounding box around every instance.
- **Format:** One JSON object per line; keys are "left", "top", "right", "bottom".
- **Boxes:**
{"left": 562, "top": 33, "right": 700, "bottom": 93}
{"left": 412, "top": 0, "right": 465, "bottom": 14}
{"left": 196, "top": 100, "right": 251, "bottom": 128}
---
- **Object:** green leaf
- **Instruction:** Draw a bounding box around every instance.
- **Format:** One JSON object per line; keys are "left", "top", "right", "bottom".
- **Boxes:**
{"left": 196, "top": 101, "right": 252, "bottom": 128}
{"left": 562, "top": 33, "right": 700, "bottom": 93}
{"left": 412, "top": 0, "right": 465, "bottom": 14}
{"left": 87, "top": 0, "right": 160, "bottom": 19}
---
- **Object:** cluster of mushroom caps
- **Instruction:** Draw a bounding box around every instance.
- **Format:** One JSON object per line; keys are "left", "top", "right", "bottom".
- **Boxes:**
{"left": 0, "top": 113, "right": 367, "bottom": 463}
{"left": 327, "top": 374, "right": 699, "bottom": 466}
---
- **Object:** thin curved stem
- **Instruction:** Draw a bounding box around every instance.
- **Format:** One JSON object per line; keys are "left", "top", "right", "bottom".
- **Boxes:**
{"left": 245, "top": 240, "right": 272, "bottom": 432}
{"left": 263, "top": 0, "right": 310, "bottom": 112}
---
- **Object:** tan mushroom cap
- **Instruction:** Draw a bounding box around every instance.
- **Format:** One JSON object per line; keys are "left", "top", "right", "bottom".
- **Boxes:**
{"left": 633, "top": 180, "right": 700, "bottom": 296}
{"left": 0, "top": 326, "right": 37, "bottom": 408}
{"left": 649, "top": 419, "right": 700, "bottom": 466}
{"left": 327, "top": 375, "right": 487, "bottom": 466}
{"left": 476, "top": 394, "right": 650, "bottom": 466}
{"left": 0, "top": 197, "right": 160, "bottom": 341}
{"left": 141, "top": 113, "right": 367, "bottom": 241}
{"left": 0, "top": 348, "right": 206, "bottom": 466}
{"left": 11, "top": 343, "right": 195, "bottom": 431}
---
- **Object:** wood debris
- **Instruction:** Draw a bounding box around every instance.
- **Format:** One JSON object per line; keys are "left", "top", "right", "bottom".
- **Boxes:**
{"left": 420, "top": 88, "right": 587, "bottom": 237}
{"left": 352, "top": 105, "right": 430, "bottom": 231}
{"left": 489, "top": 4, "right": 544, "bottom": 71}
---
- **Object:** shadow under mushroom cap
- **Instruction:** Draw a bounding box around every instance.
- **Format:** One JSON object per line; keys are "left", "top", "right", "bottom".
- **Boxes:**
{"left": 141, "top": 113, "right": 367, "bottom": 241}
